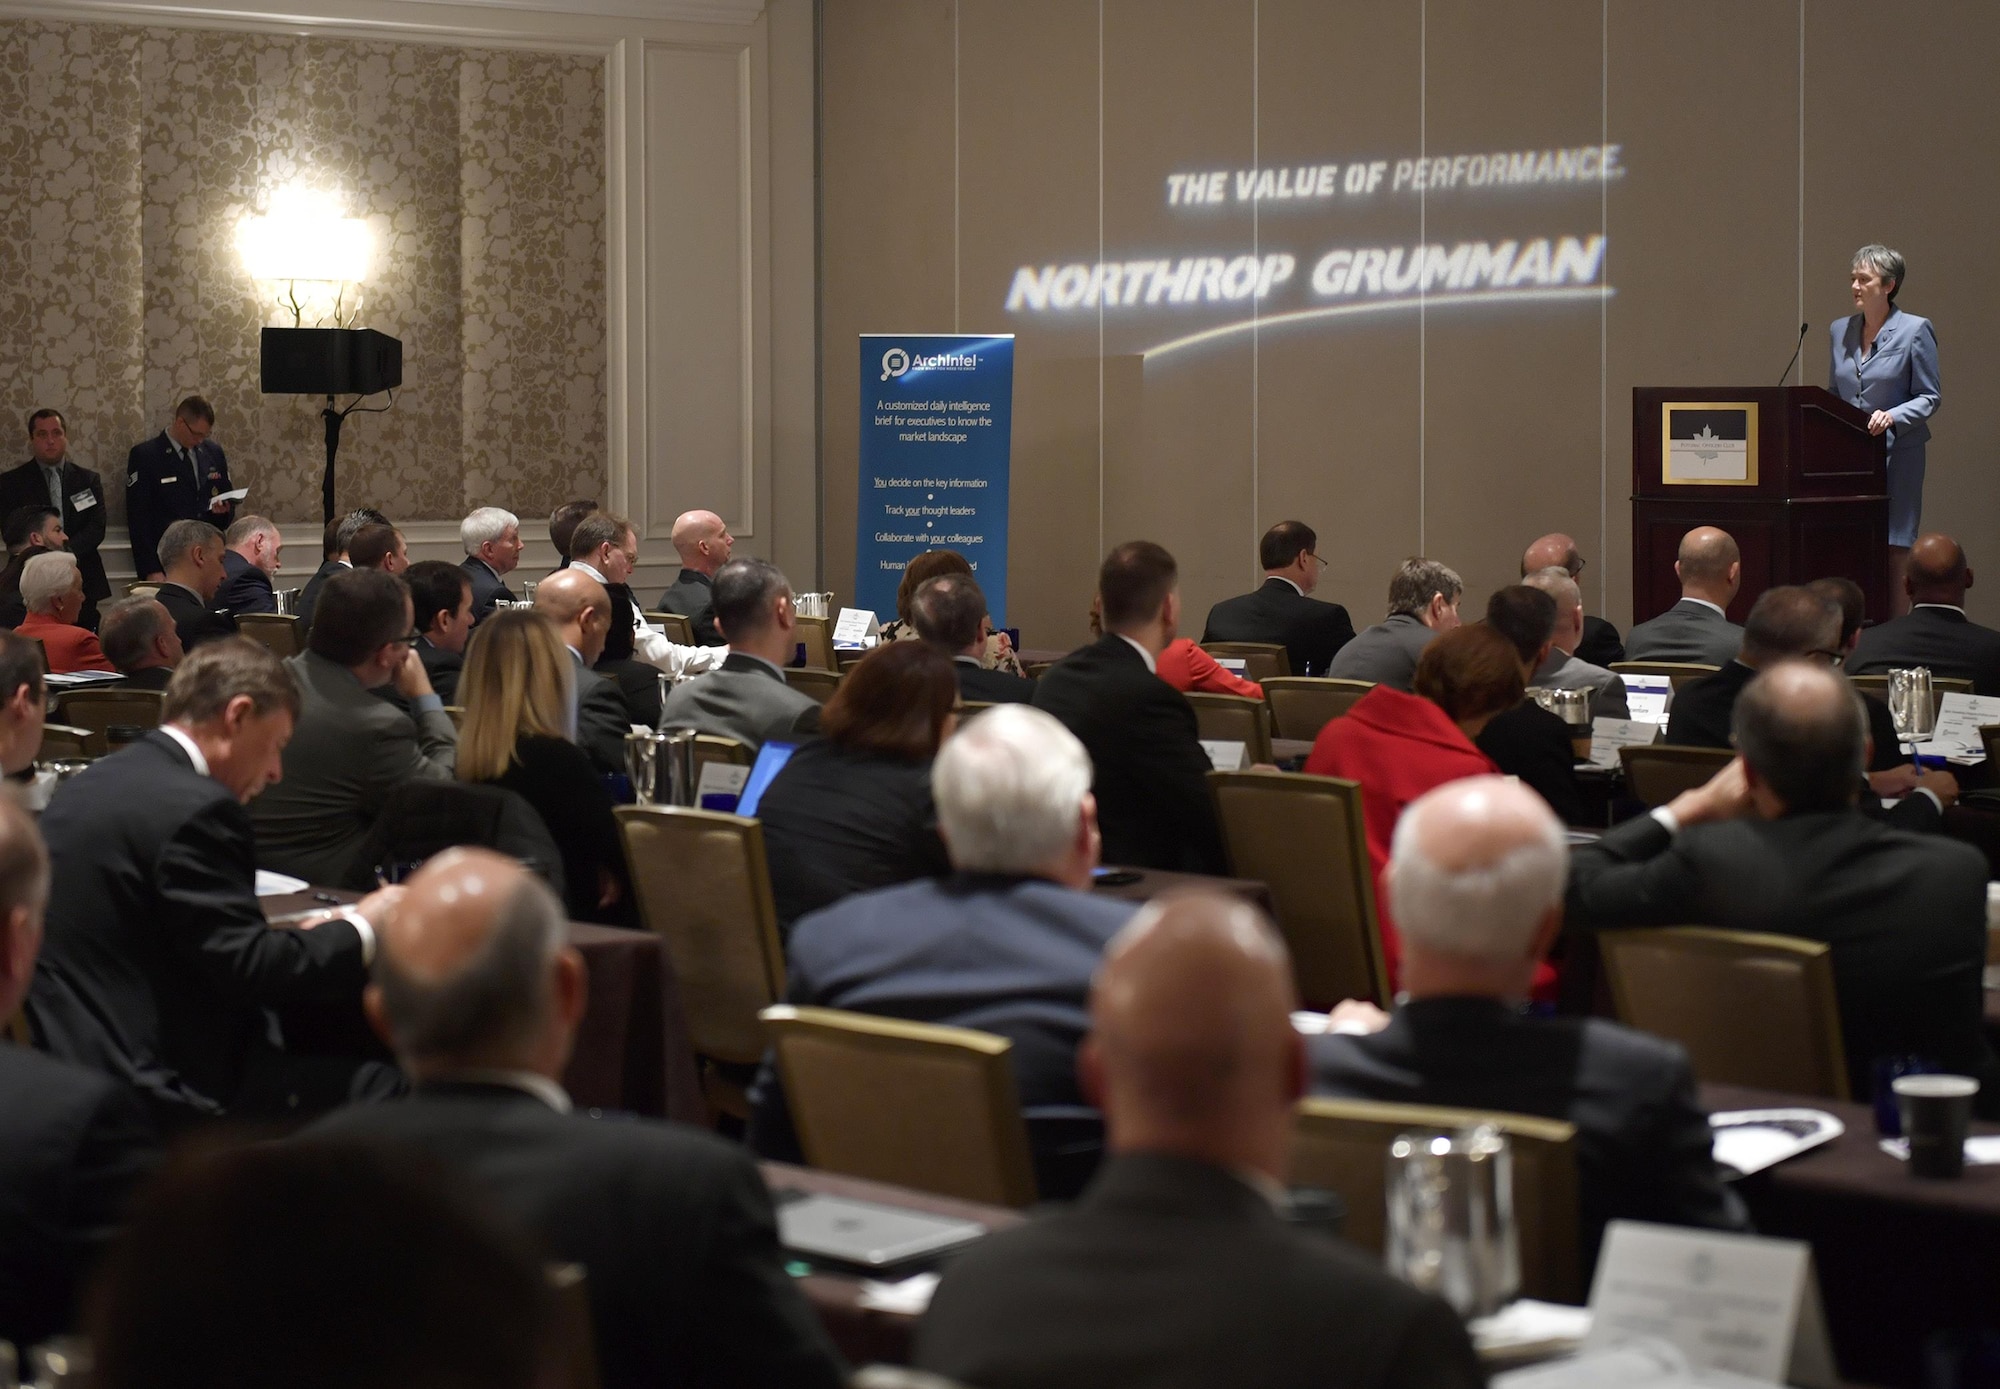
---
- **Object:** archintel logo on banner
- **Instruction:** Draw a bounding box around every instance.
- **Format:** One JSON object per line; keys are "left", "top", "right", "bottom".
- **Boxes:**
{"left": 857, "top": 334, "right": 1015, "bottom": 624}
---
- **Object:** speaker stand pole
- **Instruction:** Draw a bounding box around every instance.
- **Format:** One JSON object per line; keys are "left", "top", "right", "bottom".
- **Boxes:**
{"left": 320, "top": 394, "right": 342, "bottom": 526}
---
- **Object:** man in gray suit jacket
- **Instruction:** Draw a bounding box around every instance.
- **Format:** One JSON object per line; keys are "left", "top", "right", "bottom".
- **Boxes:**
{"left": 1325, "top": 557, "right": 1462, "bottom": 691}
{"left": 250, "top": 569, "right": 457, "bottom": 888}
{"left": 658, "top": 557, "right": 818, "bottom": 750}
{"left": 1625, "top": 526, "right": 1743, "bottom": 667}
{"left": 1524, "top": 567, "right": 1629, "bottom": 718}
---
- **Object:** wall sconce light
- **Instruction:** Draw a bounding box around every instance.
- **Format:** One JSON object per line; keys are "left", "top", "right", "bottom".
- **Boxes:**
{"left": 235, "top": 184, "right": 375, "bottom": 327}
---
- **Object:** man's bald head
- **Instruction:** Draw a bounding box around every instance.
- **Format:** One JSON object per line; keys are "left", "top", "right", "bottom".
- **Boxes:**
{"left": 1521, "top": 533, "right": 1581, "bottom": 578}
{"left": 534, "top": 568, "right": 612, "bottom": 664}
{"left": 369, "top": 849, "right": 579, "bottom": 1074}
{"left": 1733, "top": 662, "right": 1865, "bottom": 813}
{"left": 1388, "top": 777, "right": 1567, "bottom": 966}
{"left": 670, "top": 509, "right": 733, "bottom": 574}
{"left": 1087, "top": 893, "right": 1301, "bottom": 1172}
{"left": 1907, "top": 533, "right": 1972, "bottom": 605}
{"left": 1675, "top": 526, "right": 1742, "bottom": 602}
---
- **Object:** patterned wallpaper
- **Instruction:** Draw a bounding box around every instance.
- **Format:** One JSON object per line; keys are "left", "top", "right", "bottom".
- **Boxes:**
{"left": 0, "top": 19, "right": 605, "bottom": 535}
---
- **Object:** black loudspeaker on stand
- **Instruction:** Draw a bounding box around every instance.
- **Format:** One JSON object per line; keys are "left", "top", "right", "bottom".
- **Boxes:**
{"left": 259, "top": 327, "right": 404, "bottom": 524}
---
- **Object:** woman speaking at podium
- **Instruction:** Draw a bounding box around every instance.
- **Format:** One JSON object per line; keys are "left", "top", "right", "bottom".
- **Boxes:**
{"left": 1830, "top": 243, "right": 1939, "bottom": 613}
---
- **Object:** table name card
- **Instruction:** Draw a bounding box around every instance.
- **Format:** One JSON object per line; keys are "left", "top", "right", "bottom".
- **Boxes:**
{"left": 833, "top": 607, "right": 878, "bottom": 646}
{"left": 1200, "top": 740, "right": 1248, "bottom": 771}
{"left": 1585, "top": 1222, "right": 1835, "bottom": 1387}
{"left": 696, "top": 762, "right": 750, "bottom": 800}
{"left": 1622, "top": 674, "right": 1672, "bottom": 726}
{"left": 1589, "top": 717, "right": 1660, "bottom": 769}
{"left": 1215, "top": 658, "right": 1248, "bottom": 674}
{"left": 1927, "top": 691, "right": 2000, "bottom": 756}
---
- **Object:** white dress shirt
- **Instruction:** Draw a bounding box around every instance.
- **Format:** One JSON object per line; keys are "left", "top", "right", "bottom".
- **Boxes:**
{"left": 569, "top": 560, "right": 727, "bottom": 679}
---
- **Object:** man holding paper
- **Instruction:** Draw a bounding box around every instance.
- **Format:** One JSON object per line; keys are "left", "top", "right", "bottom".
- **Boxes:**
{"left": 126, "top": 396, "right": 237, "bottom": 580}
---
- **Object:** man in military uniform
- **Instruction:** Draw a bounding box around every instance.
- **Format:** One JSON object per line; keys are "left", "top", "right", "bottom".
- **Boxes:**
{"left": 126, "top": 396, "right": 236, "bottom": 581}
{"left": 0, "top": 410, "right": 109, "bottom": 628}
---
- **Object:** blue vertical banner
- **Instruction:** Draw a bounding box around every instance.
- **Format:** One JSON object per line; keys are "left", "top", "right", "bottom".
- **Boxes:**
{"left": 856, "top": 334, "right": 1014, "bottom": 624}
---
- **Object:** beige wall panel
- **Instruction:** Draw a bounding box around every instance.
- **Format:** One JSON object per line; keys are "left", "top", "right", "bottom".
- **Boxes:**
{"left": 645, "top": 42, "right": 753, "bottom": 541}
{"left": 1806, "top": 1, "right": 2000, "bottom": 623}
{"left": 818, "top": 0, "right": 956, "bottom": 610}
{"left": 766, "top": 0, "right": 820, "bottom": 583}
{"left": 1605, "top": 0, "right": 1799, "bottom": 628}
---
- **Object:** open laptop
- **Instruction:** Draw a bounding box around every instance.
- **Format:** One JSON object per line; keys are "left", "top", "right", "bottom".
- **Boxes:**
{"left": 734, "top": 740, "right": 797, "bottom": 818}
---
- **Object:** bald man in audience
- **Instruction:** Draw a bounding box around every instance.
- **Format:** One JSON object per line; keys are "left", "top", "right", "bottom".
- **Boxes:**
{"left": 1310, "top": 777, "right": 1745, "bottom": 1279}
{"left": 1848, "top": 533, "right": 2000, "bottom": 695}
{"left": 1522, "top": 566, "right": 1628, "bottom": 719}
{"left": 534, "top": 568, "right": 633, "bottom": 776}
{"left": 98, "top": 596, "right": 182, "bottom": 692}
{"left": 656, "top": 508, "right": 734, "bottom": 646}
{"left": 1522, "top": 532, "right": 1623, "bottom": 666}
{"left": 1624, "top": 526, "right": 1743, "bottom": 666}
{"left": 310, "top": 848, "right": 845, "bottom": 1389}
{"left": 915, "top": 892, "right": 1482, "bottom": 1389}
{"left": 1571, "top": 662, "right": 1999, "bottom": 1111}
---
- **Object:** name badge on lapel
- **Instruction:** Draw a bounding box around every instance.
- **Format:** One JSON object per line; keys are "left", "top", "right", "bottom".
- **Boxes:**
{"left": 69, "top": 490, "right": 97, "bottom": 512}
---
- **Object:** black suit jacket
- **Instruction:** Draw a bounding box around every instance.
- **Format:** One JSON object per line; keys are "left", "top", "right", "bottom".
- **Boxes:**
{"left": 756, "top": 738, "right": 950, "bottom": 930}
{"left": 118, "top": 664, "right": 175, "bottom": 692}
{"left": 1202, "top": 577, "right": 1357, "bottom": 676}
{"left": 657, "top": 568, "right": 723, "bottom": 645}
{"left": 214, "top": 548, "right": 277, "bottom": 616}
{"left": 571, "top": 650, "right": 636, "bottom": 776}
{"left": 915, "top": 1152, "right": 1483, "bottom": 1389}
{"left": 1477, "top": 699, "right": 1588, "bottom": 825}
{"left": 483, "top": 735, "right": 629, "bottom": 925}
{"left": 124, "top": 432, "right": 233, "bottom": 578}
{"left": 308, "top": 1082, "right": 845, "bottom": 1389}
{"left": 1032, "top": 634, "right": 1227, "bottom": 874}
{"left": 295, "top": 558, "right": 347, "bottom": 638}
{"left": 154, "top": 580, "right": 237, "bottom": 651}
{"left": 955, "top": 656, "right": 1036, "bottom": 704}
{"left": 28, "top": 731, "right": 370, "bottom": 1122}
{"left": 1567, "top": 809, "right": 2000, "bottom": 1110}
{"left": 1849, "top": 605, "right": 2000, "bottom": 696}
{"left": 0, "top": 544, "right": 47, "bottom": 628}
{"left": 1309, "top": 997, "right": 1747, "bottom": 1277}
{"left": 461, "top": 555, "right": 515, "bottom": 623}
{"left": 0, "top": 458, "right": 108, "bottom": 604}
{"left": 418, "top": 637, "right": 464, "bottom": 705}
{"left": 1576, "top": 613, "right": 1625, "bottom": 668}
{"left": 0, "top": 1046, "right": 158, "bottom": 1348}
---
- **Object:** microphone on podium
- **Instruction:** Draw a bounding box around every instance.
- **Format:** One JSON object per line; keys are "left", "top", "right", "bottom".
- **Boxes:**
{"left": 1777, "top": 322, "right": 1809, "bottom": 386}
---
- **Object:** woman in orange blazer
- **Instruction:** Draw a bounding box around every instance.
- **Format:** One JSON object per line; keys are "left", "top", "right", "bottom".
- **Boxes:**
{"left": 15, "top": 552, "right": 115, "bottom": 674}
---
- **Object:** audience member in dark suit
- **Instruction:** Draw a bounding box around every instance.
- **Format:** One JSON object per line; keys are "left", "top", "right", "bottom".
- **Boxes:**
{"left": 915, "top": 891, "right": 1482, "bottom": 1389}
{"left": 124, "top": 396, "right": 234, "bottom": 581}
{"left": 296, "top": 509, "right": 385, "bottom": 639}
{"left": 1570, "top": 662, "right": 2000, "bottom": 1112}
{"left": 30, "top": 639, "right": 400, "bottom": 1126}
{"left": 1624, "top": 526, "right": 1744, "bottom": 667}
{"left": 249, "top": 569, "right": 457, "bottom": 889}
{"left": 1523, "top": 532, "right": 1624, "bottom": 667}
{"left": 656, "top": 507, "right": 733, "bottom": 645}
{"left": 0, "top": 635, "right": 46, "bottom": 778}
{"left": 1309, "top": 777, "right": 1747, "bottom": 1280}
{"left": 346, "top": 521, "right": 409, "bottom": 576}
{"left": 535, "top": 568, "right": 634, "bottom": 776}
{"left": 758, "top": 642, "right": 954, "bottom": 932}
{"left": 570, "top": 510, "right": 725, "bottom": 688}
{"left": 1523, "top": 566, "right": 1629, "bottom": 719}
{"left": 153, "top": 519, "right": 237, "bottom": 651}
{"left": 0, "top": 795, "right": 159, "bottom": 1349}
{"left": 214, "top": 516, "right": 282, "bottom": 616}
{"left": 1032, "top": 540, "right": 1226, "bottom": 874}
{"left": 751, "top": 704, "right": 1139, "bottom": 1195}
{"left": 459, "top": 506, "right": 524, "bottom": 622}
{"left": 1668, "top": 584, "right": 1950, "bottom": 828}
{"left": 911, "top": 571, "right": 1037, "bottom": 703}
{"left": 0, "top": 502, "right": 64, "bottom": 629}
{"left": 97, "top": 596, "right": 183, "bottom": 692}
{"left": 403, "top": 560, "right": 472, "bottom": 705}
{"left": 547, "top": 497, "right": 597, "bottom": 574}
{"left": 90, "top": 1140, "right": 558, "bottom": 1389}
{"left": 1202, "top": 520, "right": 1357, "bottom": 675}
{"left": 309, "top": 849, "right": 846, "bottom": 1389}
{"left": 455, "top": 609, "right": 630, "bottom": 925}
{"left": 0, "top": 410, "right": 108, "bottom": 627}
{"left": 659, "top": 557, "right": 820, "bottom": 750}
{"left": 1479, "top": 585, "right": 1589, "bottom": 825}
{"left": 1848, "top": 533, "right": 2000, "bottom": 695}
{"left": 1325, "top": 556, "right": 1464, "bottom": 691}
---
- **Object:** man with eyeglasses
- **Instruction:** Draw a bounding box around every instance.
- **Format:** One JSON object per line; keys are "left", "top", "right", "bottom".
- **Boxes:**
{"left": 249, "top": 568, "right": 457, "bottom": 889}
{"left": 1666, "top": 585, "right": 1950, "bottom": 827}
{"left": 1199, "top": 520, "right": 1355, "bottom": 676}
{"left": 1521, "top": 532, "right": 1624, "bottom": 667}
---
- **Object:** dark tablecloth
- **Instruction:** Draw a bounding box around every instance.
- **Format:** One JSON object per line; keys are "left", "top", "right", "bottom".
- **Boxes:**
{"left": 1089, "top": 865, "right": 1274, "bottom": 919}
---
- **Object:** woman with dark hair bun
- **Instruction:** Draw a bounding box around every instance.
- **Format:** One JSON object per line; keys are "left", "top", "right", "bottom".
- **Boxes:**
{"left": 756, "top": 641, "right": 957, "bottom": 935}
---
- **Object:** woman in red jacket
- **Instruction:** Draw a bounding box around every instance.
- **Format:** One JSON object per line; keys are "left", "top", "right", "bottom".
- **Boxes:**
{"left": 1154, "top": 638, "right": 1262, "bottom": 699}
{"left": 1305, "top": 623, "right": 1526, "bottom": 989}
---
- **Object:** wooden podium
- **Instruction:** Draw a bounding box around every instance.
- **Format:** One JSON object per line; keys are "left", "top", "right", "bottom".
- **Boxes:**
{"left": 1632, "top": 386, "right": 1889, "bottom": 625}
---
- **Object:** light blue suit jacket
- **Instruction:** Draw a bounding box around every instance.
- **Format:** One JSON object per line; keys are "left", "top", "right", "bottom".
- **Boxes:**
{"left": 1829, "top": 307, "right": 1939, "bottom": 452}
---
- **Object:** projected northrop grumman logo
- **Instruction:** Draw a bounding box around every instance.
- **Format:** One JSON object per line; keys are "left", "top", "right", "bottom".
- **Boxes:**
{"left": 884, "top": 346, "right": 981, "bottom": 380}
{"left": 1004, "top": 141, "right": 1623, "bottom": 359}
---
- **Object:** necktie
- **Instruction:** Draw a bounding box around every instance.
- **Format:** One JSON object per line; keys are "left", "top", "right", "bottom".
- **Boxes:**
{"left": 43, "top": 467, "right": 61, "bottom": 510}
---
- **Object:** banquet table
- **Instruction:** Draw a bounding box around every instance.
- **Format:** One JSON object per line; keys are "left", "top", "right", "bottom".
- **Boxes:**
{"left": 1087, "top": 864, "right": 1274, "bottom": 918}
{"left": 1703, "top": 1081, "right": 2000, "bottom": 1387}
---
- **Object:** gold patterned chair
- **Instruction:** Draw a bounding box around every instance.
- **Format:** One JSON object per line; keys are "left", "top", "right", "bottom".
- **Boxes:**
{"left": 1617, "top": 744, "right": 1735, "bottom": 807}
{"left": 1199, "top": 641, "right": 1290, "bottom": 683}
{"left": 782, "top": 667, "right": 842, "bottom": 704}
{"left": 644, "top": 610, "right": 696, "bottom": 646}
{"left": 237, "top": 612, "right": 304, "bottom": 659}
{"left": 1262, "top": 677, "right": 1375, "bottom": 742}
{"left": 1185, "top": 692, "right": 1273, "bottom": 766}
{"left": 760, "top": 1005, "right": 1039, "bottom": 1207}
{"left": 55, "top": 688, "right": 164, "bottom": 745}
{"left": 794, "top": 616, "right": 838, "bottom": 671}
{"left": 37, "top": 722, "right": 102, "bottom": 762}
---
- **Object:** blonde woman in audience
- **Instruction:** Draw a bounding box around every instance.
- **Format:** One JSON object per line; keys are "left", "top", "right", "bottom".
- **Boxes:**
{"left": 456, "top": 609, "right": 629, "bottom": 924}
{"left": 878, "top": 548, "right": 1025, "bottom": 674}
